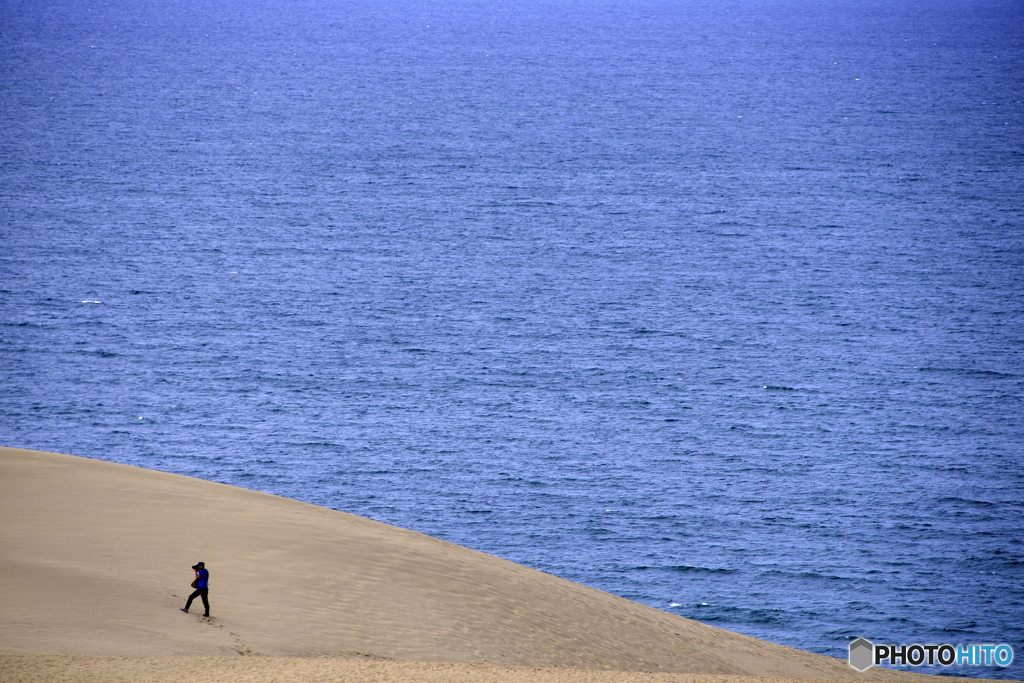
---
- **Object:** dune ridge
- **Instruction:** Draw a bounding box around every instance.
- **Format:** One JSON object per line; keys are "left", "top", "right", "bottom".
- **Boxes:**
{"left": 0, "top": 447, "right": 994, "bottom": 683}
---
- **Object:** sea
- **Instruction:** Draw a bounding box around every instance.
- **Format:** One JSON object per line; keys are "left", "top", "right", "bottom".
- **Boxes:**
{"left": 1, "top": 0, "right": 1022, "bottom": 677}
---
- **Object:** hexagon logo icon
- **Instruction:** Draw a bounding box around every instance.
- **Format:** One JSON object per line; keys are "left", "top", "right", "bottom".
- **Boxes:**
{"left": 849, "top": 637, "right": 875, "bottom": 671}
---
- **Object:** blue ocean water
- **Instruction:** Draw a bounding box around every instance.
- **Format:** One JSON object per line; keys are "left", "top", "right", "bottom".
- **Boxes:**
{"left": 2, "top": 0, "right": 1023, "bottom": 676}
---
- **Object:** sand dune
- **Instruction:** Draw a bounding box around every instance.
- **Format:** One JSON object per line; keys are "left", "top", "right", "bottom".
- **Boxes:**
{"left": 0, "top": 447, "right": 989, "bottom": 683}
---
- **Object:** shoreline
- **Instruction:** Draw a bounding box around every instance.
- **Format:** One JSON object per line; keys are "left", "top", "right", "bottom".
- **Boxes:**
{"left": 0, "top": 447, "right": 1013, "bottom": 683}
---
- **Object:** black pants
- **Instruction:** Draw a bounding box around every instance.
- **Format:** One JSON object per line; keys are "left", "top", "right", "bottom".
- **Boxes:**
{"left": 185, "top": 587, "right": 209, "bottom": 616}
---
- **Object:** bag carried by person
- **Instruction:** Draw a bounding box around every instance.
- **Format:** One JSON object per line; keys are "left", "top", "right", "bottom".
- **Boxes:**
{"left": 191, "top": 578, "right": 199, "bottom": 588}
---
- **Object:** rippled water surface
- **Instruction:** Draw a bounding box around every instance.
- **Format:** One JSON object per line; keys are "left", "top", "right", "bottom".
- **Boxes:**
{"left": 2, "top": 0, "right": 1022, "bottom": 677}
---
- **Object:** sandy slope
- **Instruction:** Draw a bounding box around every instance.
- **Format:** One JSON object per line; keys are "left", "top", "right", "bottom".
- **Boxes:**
{"left": 0, "top": 447, "right": 984, "bottom": 683}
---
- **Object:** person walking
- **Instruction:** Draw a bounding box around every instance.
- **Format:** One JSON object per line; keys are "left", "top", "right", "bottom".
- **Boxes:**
{"left": 181, "top": 561, "right": 210, "bottom": 617}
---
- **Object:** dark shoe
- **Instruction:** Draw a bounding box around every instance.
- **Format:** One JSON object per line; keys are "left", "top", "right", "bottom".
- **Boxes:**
{"left": 180, "top": 608, "right": 188, "bottom": 613}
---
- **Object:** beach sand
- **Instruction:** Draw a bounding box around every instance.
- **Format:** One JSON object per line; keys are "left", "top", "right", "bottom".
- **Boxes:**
{"left": 0, "top": 447, "right": 1004, "bottom": 683}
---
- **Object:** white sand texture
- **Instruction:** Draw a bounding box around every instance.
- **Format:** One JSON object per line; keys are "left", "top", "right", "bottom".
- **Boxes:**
{"left": 0, "top": 447, "right": 1004, "bottom": 683}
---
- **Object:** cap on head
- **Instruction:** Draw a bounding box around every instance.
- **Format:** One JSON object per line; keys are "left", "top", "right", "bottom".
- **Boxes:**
{"left": 197, "top": 562, "right": 205, "bottom": 568}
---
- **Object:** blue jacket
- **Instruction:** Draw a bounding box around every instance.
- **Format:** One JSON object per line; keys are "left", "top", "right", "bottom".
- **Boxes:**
{"left": 196, "top": 568, "right": 209, "bottom": 589}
